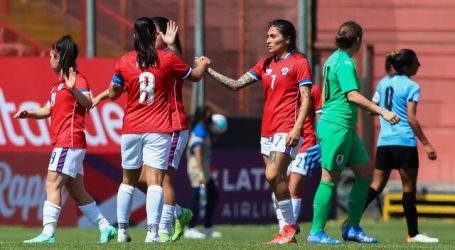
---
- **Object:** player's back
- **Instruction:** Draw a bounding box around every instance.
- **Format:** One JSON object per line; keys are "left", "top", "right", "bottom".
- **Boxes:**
{"left": 114, "top": 50, "right": 190, "bottom": 134}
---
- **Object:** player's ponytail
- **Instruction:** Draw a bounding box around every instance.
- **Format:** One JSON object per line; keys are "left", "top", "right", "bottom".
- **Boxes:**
{"left": 385, "top": 51, "right": 399, "bottom": 74}
{"left": 52, "top": 35, "right": 78, "bottom": 75}
{"left": 385, "top": 49, "right": 417, "bottom": 75}
{"left": 263, "top": 19, "right": 298, "bottom": 71}
{"left": 134, "top": 17, "right": 158, "bottom": 68}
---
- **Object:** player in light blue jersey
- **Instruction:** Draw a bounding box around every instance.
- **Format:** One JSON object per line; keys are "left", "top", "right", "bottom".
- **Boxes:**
{"left": 364, "top": 49, "right": 438, "bottom": 243}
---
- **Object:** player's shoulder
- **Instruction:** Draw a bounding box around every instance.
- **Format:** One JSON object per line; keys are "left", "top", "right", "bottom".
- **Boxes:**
{"left": 193, "top": 123, "right": 208, "bottom": 138}
{"left": 119, "top": 51, "right": 137, "bottom": 65}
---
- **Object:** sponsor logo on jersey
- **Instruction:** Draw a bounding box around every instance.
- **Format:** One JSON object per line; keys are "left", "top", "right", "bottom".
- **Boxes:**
{"left": 281, "top": 67, "right": 289, "bottom": 75}
{"left": 58, "top": 83, "right": 64, "bottom": 91}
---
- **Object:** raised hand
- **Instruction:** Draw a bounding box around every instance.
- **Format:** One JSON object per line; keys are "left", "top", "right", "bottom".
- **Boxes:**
{"left": 64, "top": 67, "right": 76, "bottom": 90}
{"left": 160, "top": 20, "right": 178, "bottom": 46}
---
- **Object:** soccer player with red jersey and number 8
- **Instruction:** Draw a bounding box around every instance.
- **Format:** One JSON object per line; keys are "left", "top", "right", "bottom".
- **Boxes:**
{"left": 207, "top": 19, "right": 312, "bottom": 244}
{"left": 106, "top": 17, "right": 210, "bottom": 243}
{"left": 16, "top": 35, "right": 116, "bottom": 244}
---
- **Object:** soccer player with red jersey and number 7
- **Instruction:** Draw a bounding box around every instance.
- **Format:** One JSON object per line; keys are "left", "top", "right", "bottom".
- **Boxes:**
{"left": 207, "top": 19, "right": 312, "bottom": 244}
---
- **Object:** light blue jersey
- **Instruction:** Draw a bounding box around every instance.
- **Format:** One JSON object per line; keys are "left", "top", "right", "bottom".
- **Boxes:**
{"left": 373, "top": 75, "right": 420, "bottom": 146}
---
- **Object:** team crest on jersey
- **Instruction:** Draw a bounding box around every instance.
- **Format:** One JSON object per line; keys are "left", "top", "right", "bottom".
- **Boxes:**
{"left": 265, "top": 69, "right": 272, "bottom": 75}
{"left": 58, "top": 83, "right": 65, "bottom": 91}
{"left": 281, "top": 67, "right": 289, "bottom": 75}
{"left": 335, "top": 154, "right": 344, "bottom": 165}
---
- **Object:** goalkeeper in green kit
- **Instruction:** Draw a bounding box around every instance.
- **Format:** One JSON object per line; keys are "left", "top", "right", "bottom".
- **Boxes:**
{"left": 306, "top": 21, "right": 400, "bottom": 244}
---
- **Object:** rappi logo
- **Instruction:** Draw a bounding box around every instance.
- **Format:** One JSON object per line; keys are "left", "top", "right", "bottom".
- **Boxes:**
{"left": 0, "top": 88, "right": 124, "bottom": 153}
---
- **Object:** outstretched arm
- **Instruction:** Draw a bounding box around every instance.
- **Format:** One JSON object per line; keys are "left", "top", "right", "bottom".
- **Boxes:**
{"left": 346, "top": 90, "right": 400, "bottom": 125}
{"left": 92, "top": 89, "right": 110, "bottom": 108}
{"left": 207, "top": 68, "right": 256, "bottom": 91}
{"left": 14, "top": 103, "right": 51, "bottom": 119}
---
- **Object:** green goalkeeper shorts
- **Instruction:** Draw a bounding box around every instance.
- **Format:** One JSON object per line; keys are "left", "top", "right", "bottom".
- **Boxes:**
{"left": 317, "top": 120, "right": 369, "bottom": 171}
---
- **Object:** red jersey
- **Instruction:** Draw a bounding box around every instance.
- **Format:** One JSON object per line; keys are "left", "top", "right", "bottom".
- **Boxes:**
{"left": 248, "top": 52, "right": 312, "bottom": 137}
{"left": 49, "top": 72, "right": 90, "bottom": 148}
{"left": 170, "top": 77, "right": 189, "bottom": 131}
{"left": 299, "top": 84, "right": 322, "bottom": 153}
{"left": 112, "top": 50, "right": 191, "bottom": 134}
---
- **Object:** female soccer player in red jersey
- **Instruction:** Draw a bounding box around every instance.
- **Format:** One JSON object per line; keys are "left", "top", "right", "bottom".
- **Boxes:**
{"left": 273, "top": 84, "right": 323, "bottom": 232}
{"left": 207, "top": 19, "right": 312, "bottom": 244}
{"left": 107, "top": 17, "right": 210, "bottom": 243}
{"left": 93, "top": 17, "right": 197, "bottom": 243}
{"left": 15, "top": 35, "right": 116, "bottom": 244}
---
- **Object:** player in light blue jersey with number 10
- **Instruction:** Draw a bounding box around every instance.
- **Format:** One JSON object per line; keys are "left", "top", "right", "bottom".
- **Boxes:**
{"left": 364, "top": 49, "right": 438, "bottom": 243}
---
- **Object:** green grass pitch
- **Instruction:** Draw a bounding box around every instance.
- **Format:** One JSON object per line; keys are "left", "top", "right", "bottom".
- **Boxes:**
{"left": 0, "top": 218, "right": 453, "bottom": 249}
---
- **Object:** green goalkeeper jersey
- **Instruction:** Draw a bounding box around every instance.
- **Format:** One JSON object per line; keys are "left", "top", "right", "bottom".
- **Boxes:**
{"left": 321, "top": 50, "right": 361, "bottom": 129}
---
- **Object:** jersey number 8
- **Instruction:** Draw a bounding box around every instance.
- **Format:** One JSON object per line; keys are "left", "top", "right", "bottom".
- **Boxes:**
{"left": 139, "top": 72, "right": 155, "bottom": 104}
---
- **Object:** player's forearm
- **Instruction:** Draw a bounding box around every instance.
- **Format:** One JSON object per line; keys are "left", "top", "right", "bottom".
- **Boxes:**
{"left": 207, "top": 68, "right": 255, "bottom": 91}
{"left": 109, "top": 82, "right": 124, "bottom": 100}
{"left": 96, "top": 89, "right": 110, "bottom": 101}
{"left": 28, "top": 106, "right": 51, "bottom": 119}
{"left": 347, "top": 91, "right": 382, "bottom": 115}
{"left": 187, "top": 64, "right": 209, "bottom": 82}
{"left": 294, "top": 87, "right": 311, "bottom": 131}
{"left": 408, "top": 116, "right": 430, "bottom": 145}
{"left": 71, "top": 88, "right": 92, "bottom": 109}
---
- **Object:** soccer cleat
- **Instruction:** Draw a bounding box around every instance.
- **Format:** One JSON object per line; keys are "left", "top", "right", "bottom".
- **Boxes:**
{"left": 145, "top": 232, "right": 163, "bottom": 243}
{"left": 341, "top": 219, "right": 348, "bottom": 232}
{"left": 203, "top": 227, "right": 222, "bottom": 238}
{"left": 406, "top": 233, "right": 439, "bottom": 243}
{"left": 184, "top": 228, "right": 206, "bottom": 239}
{"left": 342, "top": 226, "right": 378, "bottom": 243}
{"left": 158, "top": 232, "right": 173, "bottom": 243}
{"left": 117, "top": 229, "right": 132, "bottom": 243}
{"left": 99, "top": 226, "right": 117, "bottom": 244}
{"left": 307, "top": 231, "right": 342, "bottom": 244}
{"left": 265, "top": 224, "right": 299, "bottom": 244}
{"left": 23, "top": 233, "right": 56, "bottom": 243}
{"left": 172, "top": 208, "right": 193, "bottom": 241}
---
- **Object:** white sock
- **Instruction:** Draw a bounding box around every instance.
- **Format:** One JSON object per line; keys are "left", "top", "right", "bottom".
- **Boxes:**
{"left": 278, "top": 199, "right": 295, "bottom": 225}
{"left": 175, "top": 203, "right": 182, "bottom": 218}
{"left": 272, "top": 193, "right": 284, "bottom": 231}
{"left": 42, "top": 201, "right": 61, "bottom": 237}
{"left": 291, "top": 198, "right": 302, "bottom": 222}
{"left": 159, "top": 204, "right": 175, "bottom": 234}
{"left": 117, "top": 184, "right": 135, "bottom": 234}
{"left": 79, "top": 201, "right": 110, "bottom": 230}
{"left": 276, "top": 207, "right": 285, "bottom": 232}
{"left": 146, "top": 185, "right": 163, "bottom": 238}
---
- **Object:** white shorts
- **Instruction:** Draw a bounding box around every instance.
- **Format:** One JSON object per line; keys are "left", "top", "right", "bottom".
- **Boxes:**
{"left": 48, "top": 148, "right": 85, "bottom": 178}
{"left": 288, "top": 152, "right": 310, "bottom": 176}
{"left": 260, "top": 133, "right": 303, "bottom": 160}
{"left": 167, "top": 130, "right": 189, "bottom": 170}
{"left": 121, "top": 133, "right": 172, "bottom": 170}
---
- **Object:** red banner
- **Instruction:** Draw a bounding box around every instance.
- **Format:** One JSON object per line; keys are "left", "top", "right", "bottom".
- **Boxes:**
{"left": 0, "top": 57, "right": 127, "bottom": 153}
